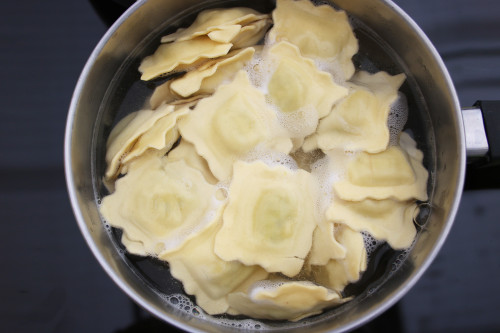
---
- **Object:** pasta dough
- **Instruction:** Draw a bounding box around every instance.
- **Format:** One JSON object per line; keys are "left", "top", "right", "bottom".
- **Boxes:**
{"left": 214, "top": 160, "right": 319, "bottom": 277}
{"left": 327, "top": 198, "right": 417, "bottom": 249}
{"left": 267, "top": 41, "right": 348, "bottom": 117}
{"left": 104, "top": 103, "right": 175, "bottom": 180}
{"left": 227, "top": 280, "right": 346, "bottom": 321}
{"left": 100, "top": 153, "right": 224, "bottom": 256}
{"left": 139, "top": 36, "right": 232, "bottom": 80}
{"left": 166, "top": 140, "right": 218, "bottom": 185}
{"left": 303, "top": 71, "right": 406, "bottom": 153}
{"left": 231, "top": 18, "right": 272, "bottom": 49}
{"left": 160, "top": 220, "right": 268, "bottom": 315}
{"left": 313, "top": 225, "right": 367, "bottom": 292}
{"left": 308, "top": 222, "right": 347, "bottom": 266}
{"left": 161, "top": 7, "right": 269, "bottom": 44}
{"left": 178, "top": 70, "right": 292, "bottom": 181}
{"left": 120, "top": 105, "right": 189, "bottom": 165}
{"left": 149, "top": 83, "right": 209, "bottom": 110}
{"left": 268, "top": 0, "right": 358, "bottom": 80}
{"left": 170, "top": 47, "right": 255, "bottom": 98}
{"left": 332, "top": 134, "right": 428, "bottom": 201}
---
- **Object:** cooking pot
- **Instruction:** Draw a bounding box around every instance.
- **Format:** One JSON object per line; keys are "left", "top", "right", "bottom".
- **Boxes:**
{"left": 64, "top": 0, "right": 500, "bottom": 331}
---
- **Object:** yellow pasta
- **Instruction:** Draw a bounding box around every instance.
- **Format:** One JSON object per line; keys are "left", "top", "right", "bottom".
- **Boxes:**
{"left": 139, "top": 36, "right": 232, "bottom": 80}
{"left": 227, "top": 280, "right": 346, "bottom": 321}
{"left": 178, "top": 70, "right": 292, "bottom": 181}
{"left": 100, "top": 0, "right": 429, "bottom": 322}
{"left": 303, "top": 71, "right": 406, "bottom": 153}
{"left": 268, "top": 0, "right": 358, "bottom": 79}
{"left": 214, "top": 160, "right": 319, "bottom": 277}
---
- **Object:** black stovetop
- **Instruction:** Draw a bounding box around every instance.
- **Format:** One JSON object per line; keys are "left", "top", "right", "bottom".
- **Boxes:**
{"left": 1, "top": 0, "right": 499, "bottom": 332}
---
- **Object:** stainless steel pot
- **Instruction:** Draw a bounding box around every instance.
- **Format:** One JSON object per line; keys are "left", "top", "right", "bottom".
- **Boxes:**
{"left": 64, "top": 0, "right": 496, "bottom": 331}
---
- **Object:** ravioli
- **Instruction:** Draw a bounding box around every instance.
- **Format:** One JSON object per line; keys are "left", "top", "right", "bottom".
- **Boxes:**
{"left": 332, "top": 134, "right": 428, "bottom": 201}
{"left": 267, "top": 41, "right": 348, "bottom": 127}
{"left": 178, "top": 70, "right": 292, "bottom": 181}
{"left": 149, "top": 82, "right": 210, "bottom": 110}
{"left": 100, "top": 153, "right": 224, "bottom": 256}
{"left": 214, "top": 160, "right": 319, "bottom": 277}
{"left": 268, "top": 0, "right": 358, "bottom": 80}
{"left": 308, "top": 222, "right": 347, "bottom": 266}
{"left": 303, "top": 71, "right": 406, "bottom": 153}
{"left": 104, "top": 103, "right": 175, "bottom": 180}
{"left": 120, "top": 105, "right": 189, "bottom": 166}
{"left": 149, "top": 81, "right": 179, "bottom": 109}
{"left": 160, "top": 220, "right": 268, "bottom": 315}
{"left": 170, "top": 47, "right": 255, "bottom": 98}
{"left": 327, "top": 198, "right": 417, "bottom": 249}
{"left": 231, "top": 18, "right": 272, "bottom": 49}
{"left": 139, "top": 36, "right": 232, "bottom": 80}
{"left": 166, "top": 140, "right": 218, "bottom": 184}
{"left": 227, "top": 280, "right": 345, "bottom": 321}
{"left": 120, "top": 232, "right": 148, "bottom": 256}
{"left": 313, "top": 225, "right": 367, "bottom": 292}
{"left": 161, "top": 7, "right": 269, "bottom": 43}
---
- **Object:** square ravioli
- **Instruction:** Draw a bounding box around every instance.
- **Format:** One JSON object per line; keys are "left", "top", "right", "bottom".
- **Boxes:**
{"left": 100, "top": 152, "right": 225, "bottom": 256}
{"left": 214, "top": 160, "right": 319, "bottom": 277}
{"left": 178, "top": 70, "right": 292, "bottom": 181}
{"left": 268, "top": 0, "right": 358, "bottom": 80}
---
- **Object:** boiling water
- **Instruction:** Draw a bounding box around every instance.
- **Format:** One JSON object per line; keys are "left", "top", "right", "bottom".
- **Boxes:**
{"left": 92, "top": 0, "right": 434, "bottom": 328}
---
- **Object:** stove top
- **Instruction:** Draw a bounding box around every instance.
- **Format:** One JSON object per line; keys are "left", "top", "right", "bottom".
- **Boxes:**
{"left": 1, "top": 0, "right": 499, "bottom": 332}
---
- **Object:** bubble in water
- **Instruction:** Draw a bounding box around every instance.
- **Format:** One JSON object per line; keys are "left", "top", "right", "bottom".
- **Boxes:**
{"left": 215, "top": 187, "right": 228, "bottom": 201}
{"left": 243, "top": 147, "right": 298, "bottom": 171}
{"left": 361, "top": 231, "right": 384, "bottom": 259}
{"left": 248, "top": 280, "right": 287, "bottom": 298}
{"left": 310, "top": 155, "right": 334, "bottom": 216}
{"left": 244, "top": 48, "right": 273, "bottom": 91}
{"left": 314, "top": 57, "right": 346, "bottom": 84}
{"left": 310, "top": 151, "right": 352, "bottom": 218}
{"left": 274, "top": 104, "right": 320, "bottom": 139}
{"left": 388, "top": 92, "right": 409, "bottom": 146}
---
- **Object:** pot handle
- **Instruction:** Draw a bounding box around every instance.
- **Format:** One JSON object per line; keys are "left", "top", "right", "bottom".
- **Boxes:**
{"left": 463, "top": 100, "right": 500, "bottom": 189}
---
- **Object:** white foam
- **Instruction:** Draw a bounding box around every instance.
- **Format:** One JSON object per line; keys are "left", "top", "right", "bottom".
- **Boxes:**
{"left": 311, "top": 155, "right": 335, "bottom": 215}
{"left": 159, "top": 195, "right": 224, "bottom": 253}
{"left": 162, "top": 293, "right": 275, "bottom": 330}
{"left": 248, "top": 280, "right": 287, "bottom": 297}
{"left": 274, "top": 104, "right": 319, "bottom": 139}
{"left": 311, "top": 151, "right": 352, "bottom": 216}
{"left": 243, "top": 147, "right": 299, "bottom": 171}
{"left": 361, "top": 231, "right": 384, "bottom": 259}
{"left": 243, "top": 48, "right": 274, "bottom": 93}
{"left": 314, "top": 57, "right": 346, "bottom": 84}
{"left": 164, "top": 294, "right": 206, "bottom": 319}
{"left": 388, "top": 92, "right": 409, "bottom": 146}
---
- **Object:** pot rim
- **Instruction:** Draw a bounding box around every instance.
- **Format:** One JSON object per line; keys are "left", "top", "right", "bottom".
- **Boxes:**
{"left": 64, "top": 0, "right": 466, "bottom": 331}
{"left": 64, "top": 1, "right": 200, "bottom": 332}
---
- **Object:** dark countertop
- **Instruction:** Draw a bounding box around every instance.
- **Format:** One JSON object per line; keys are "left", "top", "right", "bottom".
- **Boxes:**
{"left": 1, "top": 0, "right": 499, "bottom": 332}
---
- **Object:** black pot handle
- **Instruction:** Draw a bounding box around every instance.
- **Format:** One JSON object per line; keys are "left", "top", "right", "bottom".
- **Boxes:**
{"left": 464, "top": 100, "right": 500, "bottom": 190}
{"left": 89, "top": 0, "right": 135, "bottom": 27}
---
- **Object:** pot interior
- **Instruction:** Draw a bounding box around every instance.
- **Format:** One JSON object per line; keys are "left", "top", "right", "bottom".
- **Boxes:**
{"left": 66, "top": 0, "right": 464, "bottom": 331}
